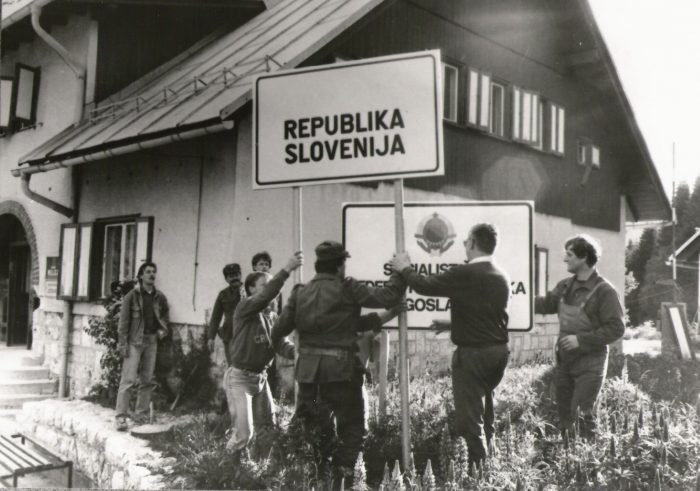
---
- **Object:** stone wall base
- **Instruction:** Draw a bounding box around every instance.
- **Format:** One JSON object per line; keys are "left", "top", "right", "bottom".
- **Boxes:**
{"left": 16, "top": 400, "right": 173, "bottom": 489}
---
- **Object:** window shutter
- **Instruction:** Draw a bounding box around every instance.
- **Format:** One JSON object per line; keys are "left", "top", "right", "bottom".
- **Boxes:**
{"left": 468, "top": 69, "right": 479, "bottom": 125}
{"left": 535, "top": 247, "right": 549, "bottom": 297}
{"left": 12, "top": 64, "right": 41, "bottom": 125}
{"left": 557, "top": 107, "right": 565, "bottom": 153}
{"left": 512, "top": 87, "right": 521, "bottom": 139}
{"left": 58, "top": 224, "right": 78, "bottom": 299}
{"left": 0, "top": 78, "right": 14, "bottom": 129}
{"left": 478, "top": 73, "right": 490, "bottom": 129}
{"left": 134, "top": 217, "right": 153, "bottom": 269}
{"left": 75, "top": 224, "right": 93, "bottom": 299}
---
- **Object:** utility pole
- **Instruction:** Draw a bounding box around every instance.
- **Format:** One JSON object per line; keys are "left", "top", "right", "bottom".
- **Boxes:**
{"left": 671, "top": 142, "right": 677, "bottom": 304}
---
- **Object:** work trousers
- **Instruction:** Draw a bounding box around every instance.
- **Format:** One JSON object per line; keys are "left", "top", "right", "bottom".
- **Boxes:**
{"left": 223, "top": 366, "right": 275, "bottom": 457}
{"left": 451, "top": 344, "right": 509, "bottom": 467}
{"left": 115, "top": 335, "right": 158, "bottom": 417}
{"left": 555, "top": 350, "right": 608, "bottom": 438}
{"left": 296, "top": 371, "right": 367, "bottom": 469}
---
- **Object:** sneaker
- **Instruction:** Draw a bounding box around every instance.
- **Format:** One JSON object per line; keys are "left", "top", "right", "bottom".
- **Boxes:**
{"left": 115, "top": 416, "right": 128, "bottom": 432}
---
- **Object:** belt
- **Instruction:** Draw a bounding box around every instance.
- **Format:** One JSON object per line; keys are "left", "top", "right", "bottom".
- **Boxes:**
{"left": 298, "top": 346, "right": 351, "bottom": 359}
{"left": 231, "top": 363, "right": 264, "bottom": 374}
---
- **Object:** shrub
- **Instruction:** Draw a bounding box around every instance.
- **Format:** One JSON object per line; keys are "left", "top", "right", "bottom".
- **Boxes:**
{"left": 150, "top": 362, "right": 700, "bottom": 490}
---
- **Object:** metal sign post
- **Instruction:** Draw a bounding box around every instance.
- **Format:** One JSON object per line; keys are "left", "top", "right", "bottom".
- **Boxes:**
{"left": 393, "top": 179, "right": 411, "bottom": 469}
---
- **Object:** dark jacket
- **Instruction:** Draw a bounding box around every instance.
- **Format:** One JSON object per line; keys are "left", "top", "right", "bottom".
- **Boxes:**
{"left": 271, "top": 272, "right": 406, "bottom": 383}
{"left": 207, "top": 286, "right": 242, "bottom": 343}
{"left": 118, "top": 284, "right": 170, "bottom": 348}
{"left": 400, "top": 260, "right": 510, "bottom": 347}
{"left": 535, "top": 271, "right": 624, "bottom": 354}
{"left": 228, "top": 269, "right": 294, "bottom": 372}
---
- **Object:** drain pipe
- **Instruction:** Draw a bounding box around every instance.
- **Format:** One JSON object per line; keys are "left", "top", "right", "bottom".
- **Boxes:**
{"left": 31, "top": 5, "right": 86, "bottom": 398}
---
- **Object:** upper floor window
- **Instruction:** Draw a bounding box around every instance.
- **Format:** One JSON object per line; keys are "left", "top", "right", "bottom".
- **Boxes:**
{"left": 548, "top": 102, "right": 565, "bottom": 155}
{"left": 512, "top": 86, "right": 540, "bottom": 146}
{"left": 467, "top": 68, "right": 505, "bottom": 137}
{"left": 577, "top": 138, "right": 601, "bottom": 168}
{"left": 0, "top": 64, "right": 41, "bottom": 134}
{"left": 442, "top": 62, "right": 459, "bottom": 122}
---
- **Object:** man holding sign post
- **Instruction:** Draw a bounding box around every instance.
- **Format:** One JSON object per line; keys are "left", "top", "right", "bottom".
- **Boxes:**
{"left": 390, "top": 223, "right": 510, "bottom": 470}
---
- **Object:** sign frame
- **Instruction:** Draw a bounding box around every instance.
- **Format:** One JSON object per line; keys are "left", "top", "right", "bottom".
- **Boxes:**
{"left": 342, "top": 200, "right": 535, "bottom": 332}
{"left": 253, "top": 50, "right": 444, "bottom": 188}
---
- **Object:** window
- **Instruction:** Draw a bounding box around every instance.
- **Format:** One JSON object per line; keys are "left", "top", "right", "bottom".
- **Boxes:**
{"left": 512, "top": 86, "right": 540, "bottom": 146}
{"left": 548, "top": 102, "right": 565, "bottom": 154}
{"left": 442, "top": 62, "right": 458, "bottom": 122}
{"left": 102, "top": 223, "right": 137, "bottom": 296}
{"left": 577, "top": 138, "right": 601, "bottom": 168}
{"left": 468, "top": 68, "right": 501, "bottom": 132}
{"left": 490, "top": 82, "right": 505, "bottom": 137}
{"left": 535, "top": 247, "right": 549, "bottom": 297}
{"left": 58, "top": 217, "right": 153, "bottom": 300}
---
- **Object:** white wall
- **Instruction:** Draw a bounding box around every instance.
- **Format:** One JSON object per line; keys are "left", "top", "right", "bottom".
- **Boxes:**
{"left": 0, "top": 14, "right": 97, "bottom": 292}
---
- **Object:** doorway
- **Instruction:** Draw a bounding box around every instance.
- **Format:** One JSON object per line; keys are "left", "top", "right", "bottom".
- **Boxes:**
{"left": 0, "top": 214, "right": 32, "bottom": 348}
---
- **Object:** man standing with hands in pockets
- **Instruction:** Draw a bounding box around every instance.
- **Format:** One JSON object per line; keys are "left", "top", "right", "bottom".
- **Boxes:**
{"left": 390, "top": 223, "right": 511, "bottom": 471}
{"left": 115, "top": 262, "right": 170, "bottom": 431}
{"left": 224, "top": 251, "right": 303, "bottom": 456}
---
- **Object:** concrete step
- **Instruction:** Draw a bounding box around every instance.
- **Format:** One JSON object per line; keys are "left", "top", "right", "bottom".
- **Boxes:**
{"left": 19, "top": 356, "right": 44, "bottom": 367}
{"left": 0, "top": 379, "right": 58, "bottom": 396}
{"left": 0, "top": 366, "right": 51, "bottom": 381}
{"left": 0, "top": 393, "right": 55, "bottom": 410}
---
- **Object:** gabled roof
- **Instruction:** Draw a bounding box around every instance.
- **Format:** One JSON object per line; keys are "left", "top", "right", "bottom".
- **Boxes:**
{"left": 14, "top": 0, "right": 384, "bottom": 173}
{"left": 575, "top": 0, "right": 671, "bottom": 222}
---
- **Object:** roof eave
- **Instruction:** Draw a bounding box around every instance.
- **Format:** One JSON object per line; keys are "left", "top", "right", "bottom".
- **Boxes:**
{"left": 578, "top": 0, "right": 672, "bottom": 222}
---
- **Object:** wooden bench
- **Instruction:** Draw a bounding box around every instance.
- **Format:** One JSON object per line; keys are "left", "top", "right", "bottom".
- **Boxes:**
{"left": 0, "top": 433, "right": 73, "bottom": 488}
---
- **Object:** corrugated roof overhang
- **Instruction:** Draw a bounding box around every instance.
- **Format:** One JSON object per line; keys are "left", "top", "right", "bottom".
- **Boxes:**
{"left": 12, "top": 0, "right": 385, "bottom": 176}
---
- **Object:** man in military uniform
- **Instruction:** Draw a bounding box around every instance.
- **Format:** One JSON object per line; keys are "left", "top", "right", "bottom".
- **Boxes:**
{"left": 271, "top": 240, "right": 406, "bottom": 479}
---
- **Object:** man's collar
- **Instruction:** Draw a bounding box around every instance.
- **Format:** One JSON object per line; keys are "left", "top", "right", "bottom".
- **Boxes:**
{"left": 573, "top": 269, "right": 599, "bottom": 288}
{"left": 312, "top": 273, "right": 340, "bottom": 281}
{"left": 467, "top": 255, "right": 493, "bottom": 264}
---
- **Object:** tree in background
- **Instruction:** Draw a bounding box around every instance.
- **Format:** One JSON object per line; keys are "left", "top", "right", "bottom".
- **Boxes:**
{"left": 625, "top": 178, "right": 700, "bottom": 325}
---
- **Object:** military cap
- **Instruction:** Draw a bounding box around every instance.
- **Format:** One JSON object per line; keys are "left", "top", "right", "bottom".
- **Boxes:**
{"left": 222, "top": 263, "right": 241, "bottom": 276}
{"left": 315, "top": 241, "right": 351, "bottom": 261}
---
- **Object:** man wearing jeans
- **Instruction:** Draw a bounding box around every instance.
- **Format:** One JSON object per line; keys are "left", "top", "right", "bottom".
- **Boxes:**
{"left": 115, "top": 262, "right": 170, "bottom": 431}
{"left": 391, "top": 223, "right": 511, "bottom": 470}
{"left": 223, "top": 252, "right": 302, "bottom": 456}
{"left": 535, "top": 235, "right": 624, "bottom": 438}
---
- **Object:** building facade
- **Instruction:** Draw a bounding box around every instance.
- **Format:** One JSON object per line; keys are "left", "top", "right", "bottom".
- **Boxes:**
{"left": 1, "top": 0, "right": 669, "bottom": 396}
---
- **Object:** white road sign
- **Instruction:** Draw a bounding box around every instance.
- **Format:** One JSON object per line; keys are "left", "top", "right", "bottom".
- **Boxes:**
{"left": 343, "top": 201, "right": 534, "bottom": 331}
{"left": 253, "top": 50, "right": 444, "bottom": 188}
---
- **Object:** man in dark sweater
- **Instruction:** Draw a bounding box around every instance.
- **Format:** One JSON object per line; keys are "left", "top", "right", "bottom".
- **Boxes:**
{"left": 390, "top": 223, "right": 510, "bottom": 469}
{"left": 535, "top": 235, "right": 624, "bottom": 438}
{"left": 207, "top": 263, "right": 242, "bottom": 365}
{"left": 223, "top": 252, "right": 302, "bottom": 456}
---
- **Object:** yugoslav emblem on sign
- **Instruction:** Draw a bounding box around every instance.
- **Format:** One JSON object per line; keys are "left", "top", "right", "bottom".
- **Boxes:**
{"left": 343, "top": 201, "right": 534, "bottom": 331}
{"left": 415, "top": 213, "right": 456, "bottom": 256}
{"left": 253, "top": 50, "right": 444, "bottom": 188}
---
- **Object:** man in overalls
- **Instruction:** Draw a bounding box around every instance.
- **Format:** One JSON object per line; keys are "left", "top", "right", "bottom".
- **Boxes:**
{"left": 536, "top": 235, "right": 624, "bottom": 437}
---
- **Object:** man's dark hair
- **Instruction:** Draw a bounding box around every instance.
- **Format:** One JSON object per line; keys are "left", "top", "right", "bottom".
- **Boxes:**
{"left": 222, "top": 263, "right": 241, "bottom": 277}
{"left": 315, "top": 257, "right": 345, "bottom": 274}
{"left": 137, "top": 262, "right": 157, "bottom": 282}
{"left": 565, "top": 234, "right": 601, "bottom": 267}
{"left": 251, "top": 251, "right": 272, "bottom": 268}
{"left": 469, "top": 223, "right": 498, "bottom": 255}
{"left": 244, "top": 271, "right": 269, "bottom": 295}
